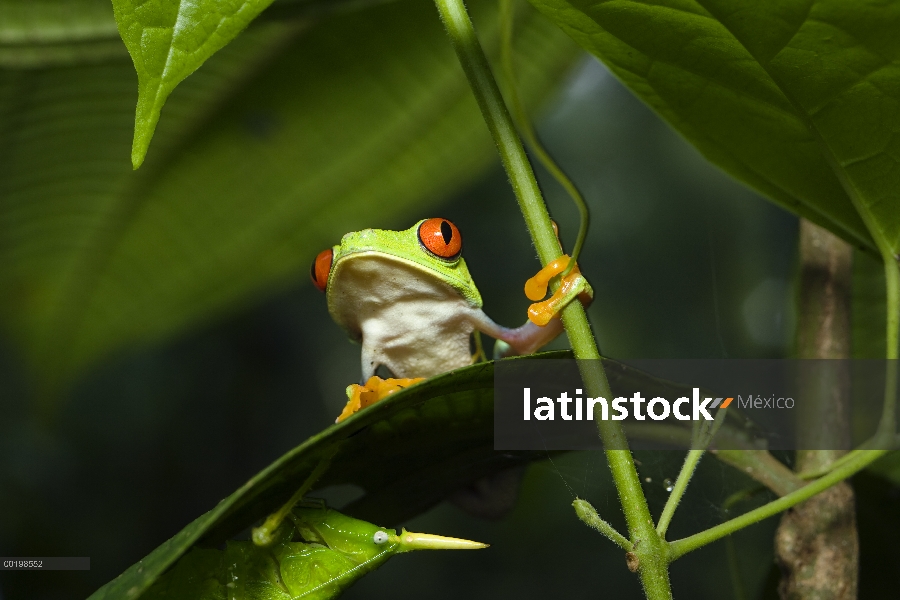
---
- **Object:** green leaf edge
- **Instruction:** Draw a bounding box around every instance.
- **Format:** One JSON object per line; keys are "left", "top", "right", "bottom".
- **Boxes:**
{"left": 86, "top": 351, "right": 565, "bottom": 600}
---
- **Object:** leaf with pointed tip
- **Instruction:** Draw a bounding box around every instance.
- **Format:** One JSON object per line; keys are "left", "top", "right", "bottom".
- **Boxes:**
{"left": 86, "top": 354, "right": 540, "bottom": 600}
{"left": 526, "top": 0, "right": 900, "bottom": 256}
{"left": 111, "top": 0, "right": 277, "bottom": 168}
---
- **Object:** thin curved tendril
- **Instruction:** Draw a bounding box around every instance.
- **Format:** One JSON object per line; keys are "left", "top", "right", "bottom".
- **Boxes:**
{"left": 498, "top": 0, "right": 589, "bottom": 278}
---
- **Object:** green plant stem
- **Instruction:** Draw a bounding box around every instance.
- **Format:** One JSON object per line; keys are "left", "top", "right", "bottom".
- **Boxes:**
{"left": 797, "top": 439, "right": 898, "bottom": 480}
{"left": 574, "top": 498, "right": 633, "bottom": 551}
{"left": 252, "top": 450, "right": 335, "bottom": 546}
{"left": 668, "top": 449, "right": 887, "bottom": 561}
{"left": 725, "top": 535, "right": 747, "bottom": 600}
{"left": 433, "top": 0, "right": 556, "bottom": 262}
{"left": 627, "top": 423, "right": 808, "bottom": 497}
{"left": 431, "top": 2, "right": 669, "bottom": 597}
{"left": 879, "top": 258, "right": 899, "bottom": 437}
{"left": 883, "top": 253, "right": 899, "bottom": 363}
{"left": 498, "top": 0, "right": 588, "bottom": 277}
{"left": 722, "top": 486, "right": 768, "bottom": 510}
{"left": 656, "top": 450, "right": 703, "bottom": 538}
{"left": 712, "top": 449, "right": 805, "bottom": 496}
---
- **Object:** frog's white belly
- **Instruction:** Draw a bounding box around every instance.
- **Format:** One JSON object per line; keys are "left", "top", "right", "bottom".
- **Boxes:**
{"left": 328, "top": 255, "right": 482, "bottom": 380}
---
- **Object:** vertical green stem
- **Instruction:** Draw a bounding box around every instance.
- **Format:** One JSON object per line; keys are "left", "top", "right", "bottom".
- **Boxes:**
{"left": 656, "top": 450, "right": 703, "bottom": 538}
{"left": 431, "top": 1, "right": 670, "bottom": 597}
{"left": 885, "top": 258, "right": 899, "bottom": 361}
{"left": 879, "top": 258, "right": 899, "bottom": 437}
{"left": 498, "top": 0, "right": 589, "bottom": 277}
{"left": 725, "top": 535, "right": 747, "bottom": 600}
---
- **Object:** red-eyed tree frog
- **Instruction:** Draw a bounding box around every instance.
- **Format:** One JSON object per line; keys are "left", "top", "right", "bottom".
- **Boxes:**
{"left": 311, "top": 218, "right": 591, "bottom": 422}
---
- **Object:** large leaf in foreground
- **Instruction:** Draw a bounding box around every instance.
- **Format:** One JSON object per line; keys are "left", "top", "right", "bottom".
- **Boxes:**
{"left": 527, "top": 0, "right": 900, "bottom": 255}
{"left": 0, "top": 0, "right": 578, "bottom": 401}
{"left": 86, "top": 356, "right": 531, "bottom": 600}
{"left": 87, "top": 351, "right": 772, "bottom": 600}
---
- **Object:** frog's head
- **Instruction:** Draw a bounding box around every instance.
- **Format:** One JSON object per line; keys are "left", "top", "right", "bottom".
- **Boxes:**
{"left": 310, "top": 218, "right": 482, "bottom": 308}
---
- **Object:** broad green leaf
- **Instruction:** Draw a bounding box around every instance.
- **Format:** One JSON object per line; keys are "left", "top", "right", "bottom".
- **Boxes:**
{"left": 0, "top": 0, "right": 125, "bottom": 67}
{"left": 526, "top": 0, "right": 900, "bottom": 256}
{"left": 111, "top": 0, "right": 278, "bottom": 168}
{"left": 86, "top": 355, "right": 535, "bottom": 600}
{"left": 0, "top": 0, "right": 578, "bottom": 402}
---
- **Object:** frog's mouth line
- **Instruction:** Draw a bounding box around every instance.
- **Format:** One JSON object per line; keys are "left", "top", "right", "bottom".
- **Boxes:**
{"left": 327, "top": 250, "right": 482, "bottom": 308}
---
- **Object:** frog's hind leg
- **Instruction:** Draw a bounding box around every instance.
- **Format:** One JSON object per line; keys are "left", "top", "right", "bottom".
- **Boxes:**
{"left": 360, "top": 345, "right": 379, "bottom": 383}
{"left": 467, "top": 309, "right": 564, "bottom": 358}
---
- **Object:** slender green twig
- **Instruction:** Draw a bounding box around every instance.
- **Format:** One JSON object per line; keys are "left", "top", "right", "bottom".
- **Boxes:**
{"left": 656, "top": 450, "right": 703, "bottom": 538}
{"left": 797, "top": 446, "right": 872, "bottom": 480}
{"left": 431, "top": 2, "right": 670, "bottom": 597}
{"left": 878, "top": 257, "right": 899, "bottom": 437}
{"left": 252, "top": 448, "right": 337, "bottom": 546}
{"left": 725, "top": 535, "right": 747, "bottom": 600}
{"left": 574, "top": 498, "right": 633, "bottom": 551}
{"left": 712, "top": 449, "right": 805, "bottom": 496}
{"left": 884, "top": 257, "right": 899, "bottom": 362}
{"left": 722, "top": 485, "right": 768, "bottom": 510}
{"left": 667, "top": 449, "right": 887, "bottom": 560}
{"left": 498, "top": 0, "right": 588, "bottom": 277}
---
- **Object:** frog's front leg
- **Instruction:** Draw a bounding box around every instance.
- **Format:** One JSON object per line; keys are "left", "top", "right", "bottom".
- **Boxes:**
{"left": 469, "top": 255, "right": 592, "bottom": 357}
{"left": 468, "top": 310, "right": 565, "bottom": 358}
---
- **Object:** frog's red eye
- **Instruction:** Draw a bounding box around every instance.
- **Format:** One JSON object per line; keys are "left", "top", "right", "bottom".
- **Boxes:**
{"left": 311, "top": 248, "right": 333, "bottom": 292}
{"left": 418, "top": 218, "right": 462, "bottom": 260}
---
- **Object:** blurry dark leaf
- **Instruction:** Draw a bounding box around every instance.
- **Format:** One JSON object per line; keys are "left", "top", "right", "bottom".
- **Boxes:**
{"left": 526, "top": 0, "right": 900, "bottom": 255}
{"left": 0, "top": 0, "right": 579, "bottom": 404}
{"left": 0, "top": 0, "right": 125, "bottom": 67}
{"left": 111, "top": 0, "right": 278, "bottom": 167}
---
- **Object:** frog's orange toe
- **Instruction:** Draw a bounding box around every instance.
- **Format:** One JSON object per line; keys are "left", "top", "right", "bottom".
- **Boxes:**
{"left": 335, "top": 376, "right": 425, "bottom": 423}
{"left": 525, "top": 258, "right": 593, "bottom": 327}
{"left": 524, "top": 256, "right": 570, "bottom": 301}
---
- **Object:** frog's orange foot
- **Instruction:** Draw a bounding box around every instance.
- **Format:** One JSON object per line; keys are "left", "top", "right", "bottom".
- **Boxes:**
{"left": 524, "top": 255, "right": 593, "bottom": 326}
{"left": 335, "top": 376, "right": 426, "bottom": 423}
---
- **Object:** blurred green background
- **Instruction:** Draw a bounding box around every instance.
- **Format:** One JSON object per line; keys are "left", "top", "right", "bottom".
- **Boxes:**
{"left": 1, "top": 1, "right": 898, "bottom": 599}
